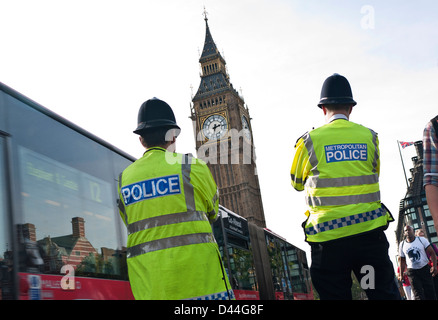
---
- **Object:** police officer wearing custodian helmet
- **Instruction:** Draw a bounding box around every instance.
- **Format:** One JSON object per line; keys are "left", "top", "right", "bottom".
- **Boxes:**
{"left": 117, "top": 98, "right": 234, "bottom": 300}
{"left": 290, "top": 74, "right": 401, "bottom": 299}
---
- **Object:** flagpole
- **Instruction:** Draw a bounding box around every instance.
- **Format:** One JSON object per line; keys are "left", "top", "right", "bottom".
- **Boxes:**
{"left": 397, "top": 140, "right": 409, "bottom": 189}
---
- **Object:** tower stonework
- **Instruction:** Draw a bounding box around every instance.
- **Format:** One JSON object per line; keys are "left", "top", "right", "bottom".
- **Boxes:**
{"left": 190, "top": 15, "right": 266, "bottom": 227}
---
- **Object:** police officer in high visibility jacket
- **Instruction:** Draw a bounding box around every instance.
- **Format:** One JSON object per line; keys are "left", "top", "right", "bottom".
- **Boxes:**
{"left": 118, "top": 98, "right": 234, "bottom": 300}
{"left": 290, "top": 74, "right": 400, "bottom": 300}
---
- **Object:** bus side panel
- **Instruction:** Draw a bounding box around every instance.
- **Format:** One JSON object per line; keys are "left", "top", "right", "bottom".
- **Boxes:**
{"left": 18, "top": 273, "right": 134, "bottom": 300}
{"left": 293, "top": 292, "right": 314, "bottom": 300}
{"left": 233, "top": 289, "right": 260, "bottom": 300}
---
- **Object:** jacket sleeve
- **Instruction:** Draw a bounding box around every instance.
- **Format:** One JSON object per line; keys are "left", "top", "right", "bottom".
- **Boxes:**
{"left": 290, "top": 137, "right": 311, "bottom": 191}
{"left": 423, "top": 120, "right": 438, "bottom": 186}
{"left": 208, "top": 187, "right": 220, "bottom": 223}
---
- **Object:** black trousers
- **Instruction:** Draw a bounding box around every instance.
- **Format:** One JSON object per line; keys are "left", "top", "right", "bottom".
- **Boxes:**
{"left": 407, "top": 265, "right": 437, "bottom": 300}
{"left": 310, "top": 229, "right": 401, "bottom": 300}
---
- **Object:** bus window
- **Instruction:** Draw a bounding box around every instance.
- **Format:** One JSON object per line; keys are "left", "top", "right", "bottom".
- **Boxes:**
{"left": 213, "top": 207, "right": 259, "bottom": 299}
{"left": 265, "top": 232, "right": 290, "bottom": 299}
{"left": 0, "top": 137, "right": 13, "bottom": 299}
{"left": 226, "top": 242, "right": 258, "bottom": 292}
{"left": 5, "top": 94, "right": 130, "bottom": 282}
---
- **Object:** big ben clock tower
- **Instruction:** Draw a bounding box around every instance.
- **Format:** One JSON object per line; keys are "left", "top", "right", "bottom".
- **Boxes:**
{"left": 190, "top": 12, "right": 266, "bottom": 228}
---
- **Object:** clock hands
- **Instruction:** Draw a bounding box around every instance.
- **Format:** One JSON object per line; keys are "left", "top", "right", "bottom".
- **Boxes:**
{"left": 212, "top": 123, "right": 220, "bottom": 132}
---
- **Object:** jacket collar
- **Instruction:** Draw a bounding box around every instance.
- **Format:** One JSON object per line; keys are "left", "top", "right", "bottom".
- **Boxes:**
{"left": 328, "top": 114, "right": 349, "bottom": 123}
{"left": 144, "top": 146, "right": 167, "bottom": 155}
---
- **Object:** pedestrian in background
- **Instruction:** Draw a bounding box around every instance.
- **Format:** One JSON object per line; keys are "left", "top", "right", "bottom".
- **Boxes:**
{"left": 290, "top": 73, "right": 400, "bottom": 300}
{"left": 415, "top": 229, "right": 438, "bottom": 298}
{"left": 117, "top": 98, "right": 233, "bottom": 300}
{"left": 423, "top": 116, "right": 438, "bottom": 238}
{"left": 399, "top": 225, "right": 437, "bottom": 300}
{"left": 397, "top": 265, "right": 414, "bottom": 300}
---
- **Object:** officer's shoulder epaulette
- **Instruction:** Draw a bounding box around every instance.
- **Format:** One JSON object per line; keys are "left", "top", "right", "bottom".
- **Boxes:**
{"left": 354, "top": 122, "right": 379, "bottom": 135}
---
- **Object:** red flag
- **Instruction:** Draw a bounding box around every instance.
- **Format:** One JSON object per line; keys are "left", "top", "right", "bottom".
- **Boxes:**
{"left": 399, "top": 141, "right": 414, "bottom": 149}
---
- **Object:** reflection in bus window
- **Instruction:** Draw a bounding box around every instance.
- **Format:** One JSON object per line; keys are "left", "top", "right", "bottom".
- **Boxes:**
{"left": 19, "top": 147, "right": 115, "bottom": 249}
{"left": 0, "top": 137, "right": 13, "bottom": 299}
{"left": 213, "top": 208, "right": 258, "bottom": 296}
{"left": 227, "top": 245, "right": 258, "bottom": 292}
{"left": 266, "top": 233, "right": 289, "bottom": 298}
{"left": 16, "top": 145, "right": 128, "bottom": 280}
{"left": 286, "top": 243, "right": 306, "bottom": 295}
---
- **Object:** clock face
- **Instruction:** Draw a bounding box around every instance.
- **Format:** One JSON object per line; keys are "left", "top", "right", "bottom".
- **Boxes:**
{"left": 241, "top": 115, "right": 251, "bottom": 140}
{"left": 202, "top": 114, "right": 228, "bottom": 140}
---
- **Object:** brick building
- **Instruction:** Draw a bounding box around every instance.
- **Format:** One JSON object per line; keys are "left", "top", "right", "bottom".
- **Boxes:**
{"left": 396, "top": 141, "right": 438, "bottom": 246}
{"left": 35, "top": 217, "right": 98, "bottom": 273}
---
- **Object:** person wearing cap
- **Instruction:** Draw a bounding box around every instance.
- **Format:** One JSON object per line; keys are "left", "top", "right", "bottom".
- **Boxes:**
{"left": 290, "top": 74, "right": 400, "bottom": 299}
{"left": 117, "top": 98, "right": 233, "bottom": 300}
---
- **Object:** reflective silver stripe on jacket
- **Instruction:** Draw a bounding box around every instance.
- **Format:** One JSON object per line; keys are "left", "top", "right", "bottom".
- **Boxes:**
{"left": 212, "top": 188, "right": 219, "bottom": 205}
{"left": 127, "top": 233, "right": 216, "bottom": 258}
{"left": 306, "top": 174, "right": 378, "bottom": 189}
{"left": 305, "top": 207, "right": 385, "bottom": 236}
{"left": 127, "top": 210, "right": 208, "bottom": 235}
{"left": 290, "top": 174, "right": 303, "bottom": 185}
{"left": 305, "top": 133, "right": 320, "bottom": 178}
{"left": 182, "top": 154, "right": 195, "bottom": 211}
{"left": 208, "top": 188, "right": 219, "bottom": 221}
{"left": 306, "top": 190, "right": 380, "bottom": 207}
{"left": 369, "top": 128, "right": 379, "bottom": 174}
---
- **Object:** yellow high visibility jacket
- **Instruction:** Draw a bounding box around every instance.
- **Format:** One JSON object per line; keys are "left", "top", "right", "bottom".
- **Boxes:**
{"left": 118, "top": 147, "right": 233, "bottom": 300}
{"left": 290, "top": 117, "right": 393, "bottom": 243}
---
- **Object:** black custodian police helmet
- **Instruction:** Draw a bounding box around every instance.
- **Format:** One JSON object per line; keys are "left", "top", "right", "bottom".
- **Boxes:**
{"left": 317, "top": 73, "right": 357, "bottom": 108}
{"left": 134, "top": 98, "right": 181, "bottom": 135}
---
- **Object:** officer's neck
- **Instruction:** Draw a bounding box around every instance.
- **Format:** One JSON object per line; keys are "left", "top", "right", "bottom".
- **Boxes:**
{"left": 145, "top": 141, "right": 175, "bottom": 153}
{"left": 323, "top": 108, "right": 351, "bottom": 124}
{"left": 140, "top": 136, "right": 176, "bottom": 153}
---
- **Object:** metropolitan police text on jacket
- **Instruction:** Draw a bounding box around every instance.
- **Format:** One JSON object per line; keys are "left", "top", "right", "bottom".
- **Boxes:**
{"left": 324, "top": 143, "right": 367, "bottom": 163}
